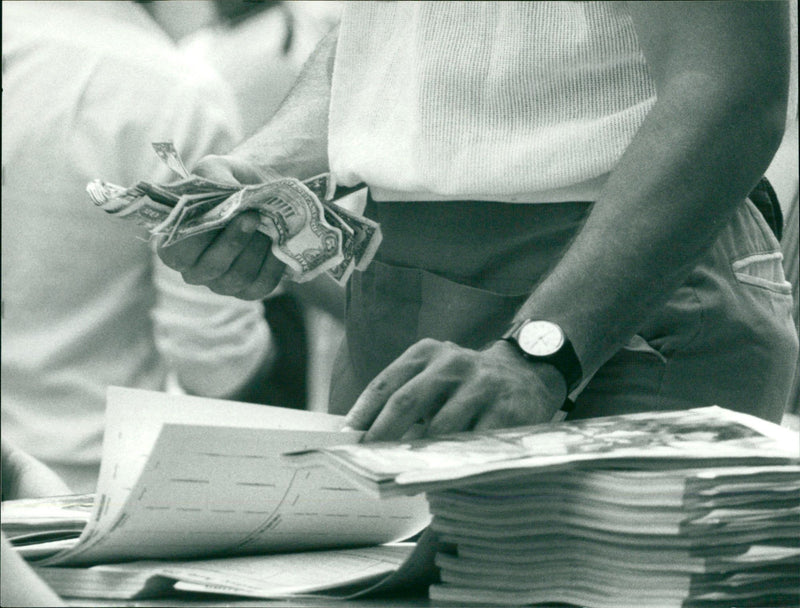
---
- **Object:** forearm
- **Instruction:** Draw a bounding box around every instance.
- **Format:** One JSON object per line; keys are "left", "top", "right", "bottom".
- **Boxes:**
{"left": 2, "top": 533, "right": 65, "bottom": 607}
{"left": 515, "top": 2, "right": 789, "bottom": 382}
{"left": 1, "top": 438, "right": 71, "bottom": 500}
{"left": 230, "top": 25, "right": 338, "bottom": 179}
{"left": 286, "top": 274, "right": 345, "bottom": 320}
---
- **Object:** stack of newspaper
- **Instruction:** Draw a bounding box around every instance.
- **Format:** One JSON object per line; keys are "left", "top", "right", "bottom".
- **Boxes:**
{"left": 427, "top": 466, "right": 800, "bottom": 607}
{"left": 86, "top": 143, "right": 379, "bottom": 285}
{"left": 284, "top": 407, "right": 800, "bottom": 608}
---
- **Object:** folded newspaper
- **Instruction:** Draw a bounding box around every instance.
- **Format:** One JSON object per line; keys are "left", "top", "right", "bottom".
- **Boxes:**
{"left": 282, "top": 406, "right": 800, "bottom": 497}
{"left": 86, "top": 143, "right": 380, "bottom": 285}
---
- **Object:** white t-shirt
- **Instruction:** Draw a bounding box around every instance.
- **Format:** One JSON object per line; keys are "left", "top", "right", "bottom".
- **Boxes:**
{"left": 329, "top": 1, "right": 657, "bottom": 203}
{"left": 1, "top": 1, "right": 272, "bottom": 492}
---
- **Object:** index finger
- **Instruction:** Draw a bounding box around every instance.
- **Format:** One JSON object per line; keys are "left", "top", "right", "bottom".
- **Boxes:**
{"left": 344, "top": 347, "right": 432, "bottom": 432}
{"left": 156, "top": 230, "right": 218, "bottom": 272}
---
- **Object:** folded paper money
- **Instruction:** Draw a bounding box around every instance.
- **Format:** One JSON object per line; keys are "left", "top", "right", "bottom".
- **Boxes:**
{"left": 87, "top": 143, "right": 380, "bottom": 285}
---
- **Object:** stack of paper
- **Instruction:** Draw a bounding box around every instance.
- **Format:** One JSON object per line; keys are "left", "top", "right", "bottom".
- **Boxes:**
{"left": 284, "top": 406, "right": 800, "bottom": 607}
{"left": 1, "top": 387, "right": 432, "bottom": 600}
{"left": 30, "top": 542, "right": 429, "bottom": 601}
{"left": 1, "top": 493, "right": 93, "bottom": 546}
{"left": 427, "top": 466, "right": 800, "bottom": 607}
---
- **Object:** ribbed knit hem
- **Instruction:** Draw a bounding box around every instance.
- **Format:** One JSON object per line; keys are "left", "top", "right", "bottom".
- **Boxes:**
{"left": 367, "top": 173, "right": 607, "bottom": 204}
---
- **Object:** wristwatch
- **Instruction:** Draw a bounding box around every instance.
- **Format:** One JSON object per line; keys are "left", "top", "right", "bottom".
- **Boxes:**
{"left": 502, "top": 319, "right": 583, "bottom": 393}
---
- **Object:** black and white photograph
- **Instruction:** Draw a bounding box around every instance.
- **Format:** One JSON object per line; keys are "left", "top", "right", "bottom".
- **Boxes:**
{"left": 1, "top": 1, "right": 798, "bottom": 606}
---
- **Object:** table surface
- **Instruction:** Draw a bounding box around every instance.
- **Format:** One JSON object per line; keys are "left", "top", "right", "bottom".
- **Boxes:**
{"left": 65, "top": 594, "right": 433, "bottom": 608}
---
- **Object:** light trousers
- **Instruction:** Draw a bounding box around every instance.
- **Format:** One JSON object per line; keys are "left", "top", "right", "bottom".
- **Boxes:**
{"left": 329, "top": 196, "right": 798, "bottom": 424}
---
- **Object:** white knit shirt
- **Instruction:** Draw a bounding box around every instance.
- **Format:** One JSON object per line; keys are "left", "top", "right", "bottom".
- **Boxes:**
{"left": 2, "top": 1, "right": 272, "bottom": 492}
{"left": 329, "top": 1, "right": 657, "bottom": 203}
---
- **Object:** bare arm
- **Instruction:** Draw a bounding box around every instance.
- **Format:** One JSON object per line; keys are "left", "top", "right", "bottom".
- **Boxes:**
{"left": 513, "top": 1, "right": 790, "bottom": 382}
{"left": 1, "top": 437, "right": 71, "bottom": 500}
{"left": 1, "top": 439, "right": 68, "bottom": 606}
{"left": 196, "top": 24, "right": 339, "bottom": 183}
{"left": 1, "top": 533, "right": 65, "bottom": 607}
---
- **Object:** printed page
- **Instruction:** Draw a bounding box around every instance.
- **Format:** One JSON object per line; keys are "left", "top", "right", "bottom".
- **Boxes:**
{"left": 169, "top": 535, "right": 439, "bottom": 600}
{"left": 79, "top": 387, "right": 349, "bottom": 550}
{"left": 166, "top": 544, "right": 415, "bottom": 597}
{"left": 284, "top": 406, "right": 800, "bottom": 494}
{"left": 40, "top": 387, "right": 429, "bottom": 565}
{"left": 36, "top": 543, "right": 428, "bottom": 600}
{"left": 44, "top": 423, "right": 429, "bottom": 565}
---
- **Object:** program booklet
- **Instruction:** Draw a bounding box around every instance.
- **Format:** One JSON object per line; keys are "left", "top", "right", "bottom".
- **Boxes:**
{"left": 282, "top": 406, "right": 800, "bottom": 497}
{"left": 1, "top": 387, "right": 432, "bottom": 600}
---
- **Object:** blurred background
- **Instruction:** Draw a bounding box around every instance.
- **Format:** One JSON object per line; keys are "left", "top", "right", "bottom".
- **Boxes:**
{"left": 148, "top": 0, "right": 348, "bottom": 416}
{"left": 2, "top": 0, "right": 347, "bottom": 494}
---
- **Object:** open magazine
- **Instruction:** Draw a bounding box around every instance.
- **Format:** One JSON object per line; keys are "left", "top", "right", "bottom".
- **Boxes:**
{"left": 282, "top": 406, "right": 800, "bottom": 497}
{"left": 1, "top": 387, "right": 431, "bottom": 600}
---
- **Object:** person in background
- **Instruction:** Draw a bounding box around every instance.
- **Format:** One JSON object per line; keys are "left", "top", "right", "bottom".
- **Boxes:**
{"left": 1, "top": 0, "right": 276, "bottom": 494}
{"left": 1, "top": 439, "right": 68, "bottom": 607}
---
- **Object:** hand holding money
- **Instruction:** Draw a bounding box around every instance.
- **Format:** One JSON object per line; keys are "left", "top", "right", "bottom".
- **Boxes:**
{"left": 87, "top": 143, "right": 380, "bottom": 286}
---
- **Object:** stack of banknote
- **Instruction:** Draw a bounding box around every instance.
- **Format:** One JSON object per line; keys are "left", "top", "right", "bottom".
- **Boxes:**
{"left": 87, "top": 143, "right": 380, "bottom": 285}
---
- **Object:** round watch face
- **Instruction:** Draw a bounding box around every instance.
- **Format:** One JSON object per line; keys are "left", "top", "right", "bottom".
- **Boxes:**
{"left": 517, "top": 320, "right": 565, "bottom": 356}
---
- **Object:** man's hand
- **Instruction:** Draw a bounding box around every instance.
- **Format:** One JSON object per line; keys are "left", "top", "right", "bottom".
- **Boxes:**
{"left": 343, "top": 339, "right": 567, "bottom": 441}
{"left": 156, "top": 155, "right": 286, "bottom": 300}
{"left": 1, "top": 438, "right": 71, "bottom": 500}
